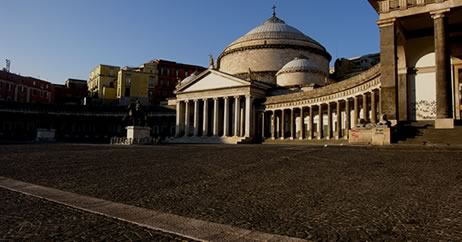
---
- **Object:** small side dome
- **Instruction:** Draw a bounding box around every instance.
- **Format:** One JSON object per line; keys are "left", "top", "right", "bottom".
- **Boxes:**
{"left": 276, "top": 55, "right": 326, "bottom": 87}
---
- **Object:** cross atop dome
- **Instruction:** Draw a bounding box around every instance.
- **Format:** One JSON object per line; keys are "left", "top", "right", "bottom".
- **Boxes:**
{"left": 272, "top": 5, "right": 277, "bottom": 17}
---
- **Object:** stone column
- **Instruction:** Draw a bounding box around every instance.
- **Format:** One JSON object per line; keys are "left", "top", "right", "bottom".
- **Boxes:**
{"left": 184, "top": 100, "right": 190, "bottom": 136}
{"left": 244, "top": 95, "right": 252, "bottom": 138}
{"left": 175, "top": 101, "right": 182, "bottom": 137}
{"left": 223, "top": 97, "right": 229, "bottom": 137}
{"left": 280, "top": 109, "right": 285, "bottom": 140}
{"left": 261, "top": 112, "right": 265, "bottom": 139}
{"left": 378, "top": 18, "right": 399, "bottom": 123}
{"left": 203, "top": 99, "right": 209, "bottom": 136}
{"left": 234, "top": 96, "right": 240, "bottom": 136}
{"left": 371, "top": 91, "right": 377, "bottom": 124}
{"left": 345, "top": 99, "right": 350, "bottom": 140}
{"left": 299, "top": 107, "right": 304, "bottom": 140}
{"left": 353, "top": 96, "right": 359, "bottom": 127}
{"left": 336, "top": 101, "right": 341, "bottom": 139}
{"left": 213, "top": 98, "right": 219, "bottom": 136}
{"left": 317, "top": 104, "right": 323, "bottom": 140}
{"left": 193, "top": 99, "right": 200, "bottom": 136}
{"left": 362, "top": 93, "right": 368, "bottom": 122}
{"left": 290, "top": 108, "right": 295, "bottom": 140}
{"left": 271, "top": 110, "right": 276, "bottom": 140}
{"left": 432, "top": 10, "right": 454, "bottom": 129}
{"left": 327, "top": 103, "right": 332, "bottom": 140}
{"left": 308, "top": 106, "right": 314, "bottom": 140}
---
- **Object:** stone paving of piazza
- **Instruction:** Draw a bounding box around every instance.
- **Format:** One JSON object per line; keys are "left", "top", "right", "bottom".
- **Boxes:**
{"left": 1, "top": 144, "right": 462, "bottom": 241}
{"left": 0, "top": 188, "right": 193, "bottom": 241}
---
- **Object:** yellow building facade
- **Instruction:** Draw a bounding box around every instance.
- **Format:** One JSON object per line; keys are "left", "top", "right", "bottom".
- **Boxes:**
{"left": 116, "top": 62, "right": 158, "bottom": 105}
{"left": 88, "top": 65, "right": 120, "bottom": 102}
{"left": 88, "top": 62, "right": 158, "bottom": 105}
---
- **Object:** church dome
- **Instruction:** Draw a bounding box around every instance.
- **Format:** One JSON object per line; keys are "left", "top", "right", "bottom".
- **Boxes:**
{"left": 228, "top": 16, "right": 325, "bottom": 51}
{"left": 217, "top": 11, "right": 331, "bottom": 85}
{"left": 276, "top": 55, "right": 326, "bottom": 87}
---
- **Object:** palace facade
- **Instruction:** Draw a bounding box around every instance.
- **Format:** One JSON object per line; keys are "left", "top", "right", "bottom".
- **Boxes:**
{"left": 170, "top": 1, "right": 462, "bottom": 144}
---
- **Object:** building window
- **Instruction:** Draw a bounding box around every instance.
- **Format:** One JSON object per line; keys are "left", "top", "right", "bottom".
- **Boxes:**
{"left": 148, "top": 78, "right": 155, "bottom": 87}
{"left": 125, "top": 74, "right": 131, "bottom": 86}
{"left": 185, "top": 71, "right": 189, "bottom": 77}
{"left": 125, "top": 88, "right": 131, "bottom": 97}
{"left": 160, "top": 68, "right": 164, "bottom": 76}
{"left": 167, "top": 69, "right": 170, "bottom": 76}
{"left": 175, "top": 69, "right": 179, "bottom": 77}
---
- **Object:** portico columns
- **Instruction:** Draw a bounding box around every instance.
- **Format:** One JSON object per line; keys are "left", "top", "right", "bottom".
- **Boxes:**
{"left": 203, "top": 99, "right": 209, "bottom": 136}
{"left": 245, "top": 95, "right": 252, "bottom": 138}
{"left": 345, "top": 99, "right": 350, "bottom": 140}
{"left": 280, "top": 109, "right": 285, "bottom": 140}
{"left": 308, "top": 106, "right": 314, "bottom": 140}
{"left": 290, "top": 108, "right": 295, "bottom": 140}
{"left": 213, "top": 98, "right": 219, "bottom": 136}
{"left": 432, "top": 10, "right": 454, "bottom": 129}
{"left": 353, "top": 96, "right": 359, "bottom": 127}
{"left": 271, "top": 110, "right": 276, "bottom": 140}
{"left": 193, "top": 99, "right": 200, "bottom": 136}
{"left": 184, "top": 100, "right": 190, "bottom": 136}
{"left": 336, "top": 101, "right": 341, "bottom": 139}
{"left": 299, "top": 107, "right": 304, "bottom": 140}
{"left": 175, "top": 101, "right": 182, "bottom": 137}
{"left": 371, "top": 91, "right": 377, "bottom": 124}
{"left": 223, "top": 97, "right": 230, "bottom": 136}
{"left": 261, "top": 112, "right": 265, "bottom": 139}
{"left": 317, "top": 104, "right": 323, "bottom": 140}
{"left": 327, "top": 103, "right": 332, "bottom": 140}
{"left": 234, "top": 96, "right": 241, "bottom": 136}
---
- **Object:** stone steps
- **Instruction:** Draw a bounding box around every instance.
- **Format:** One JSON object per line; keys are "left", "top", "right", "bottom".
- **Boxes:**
{"left": 165, "top": 136, "right": 249, "bottom": 144}
{"left": 397, "top": 122, "right": 462, "bottom": 145}
{"left": 263, "top": 138, "right": 348, "bottom": 145}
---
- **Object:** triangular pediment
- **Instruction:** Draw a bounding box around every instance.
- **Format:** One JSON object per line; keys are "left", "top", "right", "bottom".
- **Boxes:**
{"left": 178, "top": 70, "right": 250, "bottom": 93}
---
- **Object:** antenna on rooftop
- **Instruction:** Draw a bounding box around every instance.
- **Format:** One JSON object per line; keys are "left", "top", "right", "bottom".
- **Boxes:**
{"left": 5, "top": 59, "right": 11, "bottom": 72}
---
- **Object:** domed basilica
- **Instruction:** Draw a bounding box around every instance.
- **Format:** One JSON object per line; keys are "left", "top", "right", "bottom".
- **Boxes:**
{"left": 172, "top": 2, "right": 462, "bottom": 144}
{"left": 172, "top": 9, "right": 380, "bottom": 144}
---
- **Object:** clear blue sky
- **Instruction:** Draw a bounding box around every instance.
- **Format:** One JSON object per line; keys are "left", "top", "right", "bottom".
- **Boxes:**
{"left": 0, "top": 0, "right": 379, "bottom": 84}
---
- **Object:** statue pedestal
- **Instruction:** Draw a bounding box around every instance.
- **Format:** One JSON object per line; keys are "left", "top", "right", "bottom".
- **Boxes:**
{"left": 36, "top": 129, "right": 56, "bottom": 142}
{"left": 126, "top": 126, "right": 151, "bottom": 140}
{"left": 349, "top": 127, "right": 391, "bottom": 146}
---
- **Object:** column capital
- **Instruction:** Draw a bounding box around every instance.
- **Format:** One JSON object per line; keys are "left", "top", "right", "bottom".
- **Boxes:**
{"left": 377, "top": 18, "right": 396, "bottom": 28}
{"left": 184, "top": 99, "right": 190, "bottom": 103}
{"left": 202, "top": 98, "right": 208, "bottom": 102}
{"left": 245, "top": 94, "right": 251, "bottom": 99}
{"left": 234, "top": 95, "right": 240, "bottom": 100}
{"left": 223, "top": 96, "right": 229, "bottom": 100}
{"left": 431, "top": 9, "right": 450, "bottom": 19}
{"left": 213, "top": 97, "right": 219, "bottom": 101}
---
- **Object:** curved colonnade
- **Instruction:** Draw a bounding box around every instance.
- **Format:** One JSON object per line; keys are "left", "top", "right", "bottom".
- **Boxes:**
{"left": 258, "top": 65, "right": 382, "bottom": 141}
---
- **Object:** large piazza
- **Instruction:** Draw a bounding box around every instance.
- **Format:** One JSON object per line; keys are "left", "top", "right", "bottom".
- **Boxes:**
{"left": 169, "top": 0, "right": 462, "bottom": 144}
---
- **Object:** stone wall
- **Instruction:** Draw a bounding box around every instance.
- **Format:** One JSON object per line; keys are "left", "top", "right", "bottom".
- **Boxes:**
{"left": 219, "top": 48, "right": 329, "bottom": 84}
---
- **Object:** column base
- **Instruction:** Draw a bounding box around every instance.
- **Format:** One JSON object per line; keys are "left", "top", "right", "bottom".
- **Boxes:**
{"left": 299, "top": 137, "right": 304, "bottom": 140}
{"left": 289, "top": 137, "right": 294, "bottom": 140}
{"left": 280, "top": 137, "right": 285, "bottom": 140}
{"left": 435, "top": 118, "right": 454, "bottom": 129}
{"left": 271, "top": 137, "right": 275, "bottom": 140}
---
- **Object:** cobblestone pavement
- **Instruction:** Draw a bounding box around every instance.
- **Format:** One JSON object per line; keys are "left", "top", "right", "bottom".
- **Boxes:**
{"left": 0, "top": 188, "right": 193, "bottom": 241}
{"left": 1, "top": 144, "right": 462, "bottom": 241}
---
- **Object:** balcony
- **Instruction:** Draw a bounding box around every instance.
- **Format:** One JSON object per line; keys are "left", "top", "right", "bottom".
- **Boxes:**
{"left": 378, "top": 0, "right": 443, "bottom": 13}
